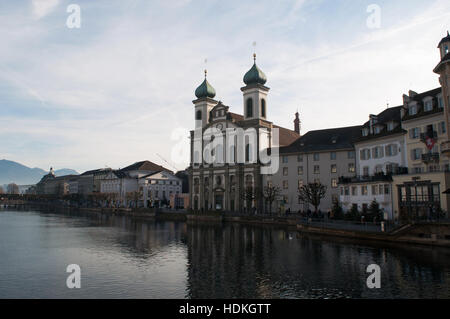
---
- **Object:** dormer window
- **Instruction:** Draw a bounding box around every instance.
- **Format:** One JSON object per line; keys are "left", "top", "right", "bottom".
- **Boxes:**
{"left": 374, "top": 126, "right": 381, "bottom": 134}
{"left": 423, "top": 99, "right": 433, "bottom": 112}
{"left": 362, "top": 128, "right": 369, "bottom": 136}
{"left": 387, "top": 122, "right": 394, "bottom": 131}
{"left": 409, "top": 103, "right": 417, "bottom": 115}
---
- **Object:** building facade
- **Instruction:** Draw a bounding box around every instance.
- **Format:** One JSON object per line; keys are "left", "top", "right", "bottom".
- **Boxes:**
{"left": 188, "top": 56, "right": 299, "bottom": 213}
{"left": 273, "top": 126, "right": 360, "bottom": 213}
{"left": 338, "top": 106, "right": 407, "bottom": 219}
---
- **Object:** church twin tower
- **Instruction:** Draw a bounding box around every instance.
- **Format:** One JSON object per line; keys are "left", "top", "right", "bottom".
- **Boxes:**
{"left": 192, "top": 54, "right": 271, "bottom": 129}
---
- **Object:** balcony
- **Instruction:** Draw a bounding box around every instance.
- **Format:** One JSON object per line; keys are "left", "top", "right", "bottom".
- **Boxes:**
{"left": 421, "top": 152, "right": 440, "bottom": 163}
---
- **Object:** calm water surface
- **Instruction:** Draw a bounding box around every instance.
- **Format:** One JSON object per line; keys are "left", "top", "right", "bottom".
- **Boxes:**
{"left": 0, "top": 209, "right": 449, "bottom": 299}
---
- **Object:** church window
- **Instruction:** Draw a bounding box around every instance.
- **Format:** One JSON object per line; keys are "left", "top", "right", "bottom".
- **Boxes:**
{"left": 261, "top": 99, "right": 266, "bottom": 117}
{"left": 196, "top": 110, "right": 202, "bottom": 120}
{"left": 246, "top": 98, "right": 253, "bottom": 117}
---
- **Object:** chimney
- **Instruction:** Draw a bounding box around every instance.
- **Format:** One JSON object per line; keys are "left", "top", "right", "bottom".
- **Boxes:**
{"left": 294, "top": 111, "right": 300, "bottom": 134}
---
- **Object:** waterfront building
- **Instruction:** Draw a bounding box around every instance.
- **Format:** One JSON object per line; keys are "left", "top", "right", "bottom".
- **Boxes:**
{"left": 390, "top": 32, "right": 450, "bottom": 220}
{"left": 36, "top": 167, "right": 78, "bottom": 195}
{"left": 273, "top": 126, "right": 360, "bottom": 213}
{"left": 139, "top": 170, "right": 183, "bottom": 208}
{"left": 187, "top": 55, "right": 299, "bottom": 213}
{"left": 338, "top": 106, "right": 407, "bottom": 220}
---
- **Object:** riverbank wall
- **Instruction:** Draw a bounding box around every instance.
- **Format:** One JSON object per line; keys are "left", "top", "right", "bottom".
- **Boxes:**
{"left": 296, "top": 222, "right": 450, "bottom": 247}
{"left": 3, "top": 201, "right": 450, "bottom": 247}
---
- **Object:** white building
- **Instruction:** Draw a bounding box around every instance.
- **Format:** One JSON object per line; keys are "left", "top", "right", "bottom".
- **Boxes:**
{"left": 139, "top": 171, "right": 182, "bottom": 208}
{"left": 339, "top": 106, "right": 407, "bottom": 220}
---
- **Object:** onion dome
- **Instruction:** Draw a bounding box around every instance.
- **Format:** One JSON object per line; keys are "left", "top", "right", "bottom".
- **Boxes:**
{"left": 243, "top": 53, "right": 267, "bottom": 85}
{"left": 195, "top": 70, "right": 216, "bottom": 99}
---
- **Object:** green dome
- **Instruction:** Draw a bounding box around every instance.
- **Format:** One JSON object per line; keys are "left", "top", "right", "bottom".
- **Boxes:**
{"left": 195, "top": 79, "right": 216, "bottom": 99}
{"left": 243, "top": 62, "right": 267, "bottom": 85}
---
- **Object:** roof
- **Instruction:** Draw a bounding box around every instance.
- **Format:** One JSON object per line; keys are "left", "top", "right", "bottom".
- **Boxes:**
{"left": 195, "top": 78, "right": 216, "bottom": 99}
{"left": 80, "top": 168, "right": 112, "bottom": 176}
{"left": 434, "top": 52, "right": 450, "bottom": 73}
{"left": 120, "top": 160, "right": 172, "bottom": 174}
{"left": 280, "top": 125, "right": 361, "bottom": 154}
{"left": 356, "top": 106, "right": 406, "bottom": 143}
{"left": 226, "top": 112, "right": 299, "bottom": 146}
{"left": 402, "top": 87, "right": 443, "bottom": 121}
{"left": 438, "top": 31, "right": 450, "bottom": 47}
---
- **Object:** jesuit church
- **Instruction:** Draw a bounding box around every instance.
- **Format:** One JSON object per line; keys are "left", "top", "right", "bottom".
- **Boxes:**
{"left": 187, "top": 55, "right": 300, "bottom": 213}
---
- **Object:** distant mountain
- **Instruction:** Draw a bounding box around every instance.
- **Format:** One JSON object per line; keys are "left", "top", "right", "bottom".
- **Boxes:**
{"left": 0, "top": 159, "right": 78, "bottom": 185}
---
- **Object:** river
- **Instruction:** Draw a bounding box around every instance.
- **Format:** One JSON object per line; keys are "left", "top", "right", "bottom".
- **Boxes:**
{"left": 0, "top": 209, "right": 449, "bottom": 298}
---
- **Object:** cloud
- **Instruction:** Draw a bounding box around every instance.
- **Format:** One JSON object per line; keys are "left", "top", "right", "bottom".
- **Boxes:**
{"left": 32, "top": 0, "right": 59, "bottom": 19}
{"left": 1, "top": 0, "right": 450, "bottom": 172}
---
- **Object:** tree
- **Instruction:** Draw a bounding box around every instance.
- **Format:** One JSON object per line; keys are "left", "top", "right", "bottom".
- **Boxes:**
{"left": 368, "top": 199, "right": 382, "bottom": 221}
{"left": 298, "top": 182, "right": 327, "bottom": 214}
{"left": 7, "top": 183, "right": 19, "bottom": 195}
{"left": 262, "top": 185, "right": 281, "bottom": 215}
{"left": 331, "top": 198, "right": 344, "bottom": 220}
{"left": 241, "top": 186, "right": 260, "bottom": 214}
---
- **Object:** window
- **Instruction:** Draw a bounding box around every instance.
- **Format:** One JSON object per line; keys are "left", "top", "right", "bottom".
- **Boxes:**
{"left": 375, "top": 165, "right": 383, "bottom": 173}
{"left": 314, "top": 178, "right": 320, "bottom": 184}
{"left": 385, "top": 144, "right": 397, "bottom": 157}
{"left": 361, "top": 186, "right": 368, "bottom": 196}
{"left": 374, "top": 126, "right": 381, "bottom": 134}
{"left": 330, "top": 152, "right": 336, "bottom": 160}
{"left": 283, "top": 167, "right": 288, "bottom": 176}
{"left": 282, "top": 156, "right": 288, "bottom": 163}
{"left": 344, "top": 187, "right": 349, "bottom": 196}
{"left": 409, "top": 104, "right": 417, "bottom": 115}
{"left": 196, "top": 110, "right": 202, "bottom": 120}
{"left": 351, "top": 186, "right": 357, "bottom": 196}
{"left": 410, "top": 127, "right": 420, "bottom": 139}
{"left": 362, "top": 128, "right": 369, "bottom": 136}
{"left": 283, "top": 180, "right": 288, "bottom": 189}
{"left": 261, "top": 99, "right": 266, "bottom": 117}
{"left": 384, "top": 184, "right": 390, "bottom": 195}
{"left": 246, "top": 98, "right": 253, "bottom": 117}
{"left": 348, "top": 163, "right": 355, "bottom": 173}
{"left": 439, "top": 121, "right": 446, "bottom": 134}
{"left": 245, "top": 144, "right": 250, "bottom": 162}
{"left": 348, "top": 151, "right": 355, "bottom": 159}
{"left": 372, "top": 185, "right": 378, "bottom": 195}
{"left": 363, "top": 166, "right": 369, "bottom": 176}
{"left": 360, "top": 149, "right": 371, "bottom": 160}
{"left": 331, "top": 178, "right": 338, "bottom": 188}
{"left": 438, "top": 96, "right": 444, "bottom": 109}
{"left": 298, "top": 166, "right": 303, "bottom": 175}
{"left": 298, "top": 180, "right": 303, "bottom": 188}
{"left": 313, "top": 153, "right": 320, "bottom": 161}
{"left": 387, "top": 122, "right": 394, "bottom": 131}
{"left": 411, "top": 148, "right": 422, "bottom": 160}
{"left": 314, "top": 165, "right": 320, "bottom": 174}
{"left": 331, "top": 164, "right": 337, "bottom": 173}
{"left": 372, "top": 146, "right": 384, "bottom": 159}
{"left": 297, "top": 154, "right": 303, "bottom": 162}
{"left": 424, "top": 99, "right": 433, "bottom": 112}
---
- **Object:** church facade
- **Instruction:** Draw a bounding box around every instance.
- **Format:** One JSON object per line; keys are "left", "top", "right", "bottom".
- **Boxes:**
{"left": 187, "top": 55, "right": 299, "bottom": 213}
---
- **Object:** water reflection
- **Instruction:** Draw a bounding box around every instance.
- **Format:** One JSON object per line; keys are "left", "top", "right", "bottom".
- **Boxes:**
{"left": 0, "top": 209, "right": 449, "bottom": 299}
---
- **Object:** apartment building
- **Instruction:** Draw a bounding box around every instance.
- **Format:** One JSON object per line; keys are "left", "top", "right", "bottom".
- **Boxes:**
{"left": 338, "top": 106, "right": 407, "bottom": 219}
{"left": 269, "top": 126, "right": 360, "bottom": 213}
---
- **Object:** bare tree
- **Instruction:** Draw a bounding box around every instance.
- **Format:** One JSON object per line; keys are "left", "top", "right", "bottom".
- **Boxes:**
{"left": 7, "top": 183, "right": 19, "bottom": 195}
{"left": 298, "top": 182, "right": 327, "bottom": 214}
{"left": 241, "top": 186, "right": 260, "bottom": 214}
{"left": 262, "top": 185, "right": 281, "bottom": 216}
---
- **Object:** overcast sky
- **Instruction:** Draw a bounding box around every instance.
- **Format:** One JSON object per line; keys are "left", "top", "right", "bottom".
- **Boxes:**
{"left": 1, "top": 0, "right": 449, "bottom": 173}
